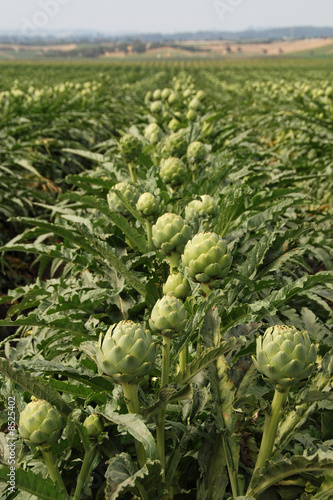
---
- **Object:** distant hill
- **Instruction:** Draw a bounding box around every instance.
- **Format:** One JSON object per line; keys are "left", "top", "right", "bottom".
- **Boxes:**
{"left": 1, "top": 26, "right": 333, "bottom": 45}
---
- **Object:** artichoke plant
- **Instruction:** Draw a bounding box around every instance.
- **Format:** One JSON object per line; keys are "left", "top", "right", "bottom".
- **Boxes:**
{"left": 95, "top": 321, "right": 156, "bottom": 384}
{"left": 118, "top": 134, "right": 142, "bottom": 161}
{"left": 252, "top": 325, "right": 318, "bottom": 387}
{"left": 162, "top": 130, "right": 188, "bottom": 157}
{"left": 185, "top": 195, "right": 218, "bottom": 222}
{"left": 136, "top": 192, "right": 159, "bottom": 217}
{"left": 160, "top": 157, "right": 187, "bottom": 186}
{"left": 83, "top": 414, "right": 103, "bottom": 438}
{"left": 252, "top": 325, "right": 318, "bottom": 474}
{"left": 107, "top": 182, "right": 140, "bottom": 215}
{"left": 163, "top": 273, "right": 191, "bottom": 300}
{"left": 19, "top": 399, "right": 63, "bottom": 445}
{"left": 144, "top": 122, "right": 162, "bottom": 144}
{"left": 150, "top": 295, "right": 187, "bottom": 337}
{"left": 150, "top": 100, "right": 163, "bottom": 113}
{"left": 182, "top": 232, "right": 232, "bottom": 286}
{"left": 187, "top": 141, "right": 207, "bottom": 164}
{"left": 152, "top": 213, "right": 191, "bottom": 256}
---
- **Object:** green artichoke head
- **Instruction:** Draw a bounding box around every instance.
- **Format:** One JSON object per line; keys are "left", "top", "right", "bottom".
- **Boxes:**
{"left": 185, "top": 195, "right": 218, "bottom": 222}
{"left": 107, "top": 182, "right": 140, "bottom": 215}
{"left": 145, "top": 91, "right": 152, "bottom": 104}
{"left": 19, "top": 399, "right": 63, "bottom": 446}
{"left": 163, "top": 273, "right": 191, "bottom": 300}
{"left": 150, "top": 100, "right": 163, "bottom": 114}
{"left": 252, "top": 325, "right": 318, "bottom": 387}
{"left": 196, "top": 90, "right": 206, "bottom": 101}
{"left": 162, "top": 130, "right": 188, "bottom": 157}
{"left": 189, "top": 97, "right": 201, "bottom": 110}
{"left": 118, "top": 134, "right": 142, "bottom": 161}
{"left": 182, "top": 232, "right": 232, "bottom": 286}
{"left": 168, "top": 118, "right": 181, "bottom": 132}
{"left": 153, "top": 89, "right": 162, "bottom": 100}
{"left": 83, "top": 414, "right": 103, "bottom": 438}
{"left": 201, "top": 121, "right": 214, "bottom": 139}
{"left": 144, "top": 122, "right": 162, "bottom": 145}
{"left": 152, "top": 213, "right": 192, "bottom": 255}
{"left": 186, "top": 109, "right": 197, "bottom": 122}
{"left": 187, "top": 141, "right": 207, "bottom": 164}
{"left": 136, "top": 192, "right": 159, "bottom": 217}
{"left": 161, "top": 88, "right": 171, "bottom": 100}
{"left": 150, "top": 295, "right": 187, "bottom": 337}
{"left": 160, "top": 157, "right": 187, "bottom": 186}
{"left": 95, "top": 321, "right": 156, "bottom": 384}
{"left": 168, "top": 91, "right": 180, "bottom": 105}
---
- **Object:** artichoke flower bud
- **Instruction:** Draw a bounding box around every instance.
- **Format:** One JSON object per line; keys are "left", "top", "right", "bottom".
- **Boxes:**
{"left": 163, "top": 273, "right": 191, "bottom": 300}
{"left": 189, "top": 97, "right": 201, "bottom": 110}
{"left": 162, "top": 130, "right": 188, "bottom": 157}
{"left": 19, "top": 400, "right": 63, "bottom": 446}
{"left": 187, "top": 141, "right": 207, "bottom": 164}
{"left": 150, "top": 100, "right": 163, "bottom": 113}
{"left": 160, "top": 157, "right": 187, "bottom": 186}
{"left": 83, "top": 414, "right": 103, "bottom": 438}
{"left": 150, "top": 295, "right": 187, "bottom": 337}
{"left": 136, "top": 192, "right": 159, "bottom": 217}
{"left": 252, "top": 325, "right": 318, "bottom": 388}
{"left": 161, "top": 88, "right": 171, "bottom": 100}
{"left": 186, "top": 109, "right": 197, "bottom": 122}
{"left": 145, "top": 91, "right": 152, "bottom": 104}
{"left": 168, "top": 91, "right": 180, "bottom": 105}
{"left": 152, "top": 213, "right": 192, "bottom": 256}
{"left": 183, "top": 88, "right": 193, "bottom": 99}
{"left": 144, "top": 122, "right": 162, "bottom": 145}
{"left": 182, "top": 232, "right": 232, "bottom": 285}
{"left": 168, "top": 118, "right": 181, "bottom": 132}
{"left": 185, "top": 195, "right": 218, "bottom": 222}
{"left": 107, "top": 182, "right": 140, "bottom": 215}
{"left": 153, "top": 89, "right": 162, "bottom": 100}
{"left": 118, "top": 134, "right": 142, "bottom": 161}
{"left": 196, "top": 90, "right": 206, "bottom": 101}
{"left": 95, "top": 321, "right": 156, "bottom": 384}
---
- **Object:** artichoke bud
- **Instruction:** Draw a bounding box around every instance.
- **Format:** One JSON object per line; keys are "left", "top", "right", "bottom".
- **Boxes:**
{"left": 160, "top": 157, "right": 187, "bottom": 186}
{"left": 185, "top": 195, "right": 218, "bottom": 222}
{"left": 150, "top": 295, "right": 187, "bottom": 337}
{"left": 196, "top": 90, "right": 206, "bottom": 101}
{"left": 182, "top": 232, "right": 232, "bottom": 286}
{"left": 107, "top": 182, "right": 140, "bottom": 215}
{"left": 168, "top": 118, "right": 182, "bottom": 132}
{"left": 187, "top": 141, "right": 207, "bottom": 164}
{"left": 19, "top": 400, "right": 63, "bottom": 446}
{"left": 189, "top": 97, "right": 201, "bottom": 110}
{"left": 201, "top": 121, "right": 214, "bottom": 139}
{"left": 136, "top": 192, "right": 159, "bottom": 217}
{"left": 161, "top": 88, "right": 171, "bottom": 100}
{"left": 252, "top": 325, "right": 318, "bottom": 387}
{"left": 153, "top": 89, "right": 162, "bottom": 100}
{"left": 150, "top": 100, "right": 163, "bottom": 113}
{"left": 162, "top": 130, "right": 187, "bottom": 157}
{"left": 118, "top": 134, "right": 142, "bottom": 161}
{"left": 186, "top": 109, "right": 197, "bottom": 122}
{"left": 168, "top": 91, "right": 180, "bottom": 105}
{"left": 144, "top": 122, "right": 162, "bottom": 145}
{"left": 152, "top": 213, "right": 192, "bottom": 256}
{"left": 83, "top": 414, "right": 103, "bottom": 438}
{"left": 163, "top": 273, "right": 191, "bottom": 300}
{"left": 95, "top": 321, "right": 156, "bottom": 384}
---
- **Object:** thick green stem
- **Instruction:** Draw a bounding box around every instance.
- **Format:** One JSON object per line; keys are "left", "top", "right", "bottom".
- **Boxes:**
{"left": 253, "top": 385, "right": 290, "bottom": 473}
{"left": 146, "top": 219, "right": 154, "bottom": 251}
{"left": 73, "top": 444, "right": 96, "bottom": 500}
{"left": 179, "top": 345, "right": 187, "bottom": 373}
{"left": 128, "top": 162, "right": 137, "bottom": 183}
{"left": 40, "top": 448, "right": 68, "bottom": 497}
{"left": 122, "top": 382, "right": 147, "bottom": 468}
{"left": 168, "top": 252, "right": 180, "bottom": 273}
{"left": 157, "top": 335, "right": 172, "bottom": 482}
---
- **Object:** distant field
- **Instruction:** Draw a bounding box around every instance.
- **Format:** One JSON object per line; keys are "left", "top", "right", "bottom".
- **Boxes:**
{"left": 0, "top": 37, "right": 332, "bottom": 60}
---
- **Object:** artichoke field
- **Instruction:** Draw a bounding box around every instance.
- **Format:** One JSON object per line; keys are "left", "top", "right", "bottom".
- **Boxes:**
{"left": 0, "top": 61, "right": 332, "bottom": 500}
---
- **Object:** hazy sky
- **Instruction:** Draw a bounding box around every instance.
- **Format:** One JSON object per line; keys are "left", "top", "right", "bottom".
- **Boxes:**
{"left": 2, "top": 0, "right": 333, "bottom": 34}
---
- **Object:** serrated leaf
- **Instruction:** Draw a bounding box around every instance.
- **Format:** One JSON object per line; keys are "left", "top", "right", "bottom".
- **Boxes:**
{"left": 247, "top": 451, "right": 333, "bottom": 497}
{"left": 105, "top": 453, "right": 162, "bottom": 500}
{"left": 0, "top": 466, "right": 68, "bottom": 499}
{"left": 99, "top": 408, "right": 157, "bottom": 460}
{"left": 0, "top": 358, "right": 72, "bottom": 417}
